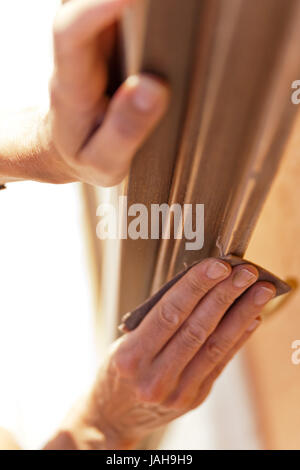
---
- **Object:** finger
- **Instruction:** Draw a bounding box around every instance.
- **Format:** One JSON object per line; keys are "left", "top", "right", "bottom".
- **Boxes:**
{"left": 60, "top": 0, "right": 117, "bottom": 59}
{"left": 170, "top": 282, "right": 275, "bottom": 406}
{"left": 53, "top": 1, "right": 133, "bottom": 99}
{"left": 152, "top": 264, "right": 259, "bottom": 378}
{"left": 121, "top": 258, "right": 232, "bottom": 360}
{"left": 78, "top": 74, "right": 170, "bottom": 186}
{"left": 164, "top": 318, "right": 261, "bottom": 410}
{"left": 191, "top": 320, "right": 261, "bottom": 409}
{"left": 54, "top": 0, "right": 135, "bottom": 49}
{"left": 187, "top": 281, "right": 275, "bottom": 379}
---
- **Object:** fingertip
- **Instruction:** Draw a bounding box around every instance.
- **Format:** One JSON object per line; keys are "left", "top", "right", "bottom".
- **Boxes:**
{"left": 241, "top": 264, "right": 259, "bottom": 278}
{"left": 204, "top": 258, "right": 232, "bottom": 280}
{"left": 253, "top": 282, "right": 276, "bottom": 306}
{"left": 125, "top": 73, "right": 170, "bottom": 114}
{"left": 232, "top": 264, "right": 258, "bottom": 288}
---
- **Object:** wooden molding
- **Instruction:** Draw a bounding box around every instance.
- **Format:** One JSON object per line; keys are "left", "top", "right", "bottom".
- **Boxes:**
{"left": 112, "top": 0, "right": 300, "bottom": 323}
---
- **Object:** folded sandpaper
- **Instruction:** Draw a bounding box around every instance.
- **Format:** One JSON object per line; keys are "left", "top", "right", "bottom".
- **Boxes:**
{"left": 119, "top": 255, "right": 291, "bottom": 332}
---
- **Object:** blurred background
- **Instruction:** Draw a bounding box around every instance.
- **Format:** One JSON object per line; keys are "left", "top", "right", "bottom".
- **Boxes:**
{"left": 0, "top": 0, "right": 261, "bottom": 449}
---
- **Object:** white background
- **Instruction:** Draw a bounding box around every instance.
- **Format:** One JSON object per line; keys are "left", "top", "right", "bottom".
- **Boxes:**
{"left": 0, "top": 0, "right": 96, "bottom": 448}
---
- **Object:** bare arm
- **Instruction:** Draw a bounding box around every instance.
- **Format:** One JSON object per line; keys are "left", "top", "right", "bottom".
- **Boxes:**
{"left": 0, "top": 108, "right": 73, "bottom": 185}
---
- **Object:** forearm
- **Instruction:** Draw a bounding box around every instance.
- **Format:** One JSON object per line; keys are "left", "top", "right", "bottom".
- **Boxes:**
{"left": 0, "top": 108, "right": 74, "bottom": 185}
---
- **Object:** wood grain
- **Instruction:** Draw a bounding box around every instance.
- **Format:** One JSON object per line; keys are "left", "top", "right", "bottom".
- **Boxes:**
{"left": 116, "top": 0, "right": 300, "bottom": 321}
{"left": 82, "top": 0, "right": 300, "bottom": 450}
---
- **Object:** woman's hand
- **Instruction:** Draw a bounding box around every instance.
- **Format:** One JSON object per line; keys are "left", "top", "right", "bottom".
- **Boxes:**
{"left": 53, "top": 258, "right": 275, "bottom": 450}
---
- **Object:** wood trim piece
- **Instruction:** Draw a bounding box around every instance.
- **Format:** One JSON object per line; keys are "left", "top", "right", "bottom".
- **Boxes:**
{"left": 114, "top": 0, "right": 300, "bottom": 323}
{"left": 116, "top": 0, "right": 205, "bottom": 319}
{"left": 153, "top": 0, "right": 300, "bottom": 288}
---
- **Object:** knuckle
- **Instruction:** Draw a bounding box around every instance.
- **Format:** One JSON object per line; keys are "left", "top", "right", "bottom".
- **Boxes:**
{"left": 185, "top": 269, "right": 208, "bottom": 296}
{"left": 80, "top": 147, "right": 129, "bottom": 187}
{"left": 180, "top": 321, "right": 206, "bottom": 350}
{"left": 168, "top": 394, "right": 191, "bottom": 412}
{"left": 113, "top": 348, "right": 140, "bottom": 377}
{"left": 136, "top": 378, "right": 165, "bottom": 404}
{"left": 101, "top": 175, "right": 125, "bottom": 188}
{"left": 213, "top": 288, "right": 233, "bottom": 307}
{"left": 96, "top": 163, "right": 128, "bottom": 187}
{"left": 191, "top": 384, "right": 213, "bottom": 409}
{"left": 205, "top": 339, "right": 229, "bottom": 364}
{"left": 156, "top": 298, "right": 183, "bottom": 330}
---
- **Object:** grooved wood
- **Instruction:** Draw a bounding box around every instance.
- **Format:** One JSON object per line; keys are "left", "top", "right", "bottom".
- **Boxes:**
{"left": 117, "top": 0, "right": 204, "bottom": 317}
{"left": 116, "top": 0, "right": 300, "bottom": 322}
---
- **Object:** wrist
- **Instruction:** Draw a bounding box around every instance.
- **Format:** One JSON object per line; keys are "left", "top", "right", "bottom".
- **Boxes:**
{"left": 37, "top": 110, "right": 77, "bottom": 184}
{"left": 76, "top": 413, "right": 139, "bottom": 450}
{"left": 0, "top": 107, "right": 76, "bottom": 185}
{"left": 45, "top": 421, "right": 138, "bottom": 451}
{"left": 44, "top": 398, "right": 139, "bottom": 450}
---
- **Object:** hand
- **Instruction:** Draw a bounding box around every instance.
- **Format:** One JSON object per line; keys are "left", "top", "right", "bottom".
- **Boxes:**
{"left": 46, "top": 0, "right": 169, "bottom": 186}
{"left": 0, "top": 0, "right": 168, "bottom": 185}
{"left": 59, "top": 258, "right": 275, "bottom": 449}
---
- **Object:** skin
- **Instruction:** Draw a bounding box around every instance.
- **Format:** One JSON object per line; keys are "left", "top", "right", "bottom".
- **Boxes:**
{"left": 0, "top": 0, "right": 169, "bottom": 186}
{"left": 46, "top": 258, "right": 275, "bottom": 450}
{"left": 0, "top": 0, "right": 276, "bottom": 450}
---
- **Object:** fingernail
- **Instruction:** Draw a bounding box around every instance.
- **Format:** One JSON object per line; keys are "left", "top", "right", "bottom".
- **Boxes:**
{"left": 206, "top": 260, "right": 230, "bottom": 280}
{"left": 254, "top": 286, "right": 275, "bottom": 306}
{"left": 130, "top": 76, "right": 164, "bottom": 112}
{"left": 247, "top": 318, "right": 261, "bottom": 332}
{"left": 118, "top": 323, "right": 128, "bottom": 334}
{"left": 233, "top": 268, "right": 257, "bottom": 288}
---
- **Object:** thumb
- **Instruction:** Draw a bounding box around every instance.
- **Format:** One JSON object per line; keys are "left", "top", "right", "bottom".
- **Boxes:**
{"left": 78, "top": 74, "right": 170, "bottom": 187}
